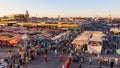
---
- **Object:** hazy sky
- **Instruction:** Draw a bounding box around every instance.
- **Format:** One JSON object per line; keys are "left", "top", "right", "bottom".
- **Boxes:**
{"left": 0, "top": 0, "right": 120, "bottom": 17}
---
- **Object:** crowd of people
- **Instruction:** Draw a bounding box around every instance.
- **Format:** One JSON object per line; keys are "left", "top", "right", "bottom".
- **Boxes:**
{"left": 0, "top": 27, "right": 80, "bottom": 68}
{"left": 103, "top": 35, "right": 120, "bottom": 55}
{"left": 0, "top": 22, "right": 120, "bottom": 68}
{"left": 79, "top": 22, "right": 120, "bottom": 68}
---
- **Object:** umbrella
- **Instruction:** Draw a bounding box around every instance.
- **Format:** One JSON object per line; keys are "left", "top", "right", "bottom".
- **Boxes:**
{"left": 116, "top": 49, "right": 120, "bottom": 55}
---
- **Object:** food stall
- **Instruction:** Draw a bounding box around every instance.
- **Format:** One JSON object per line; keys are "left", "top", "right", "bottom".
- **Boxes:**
{"left": 87, "top": 31, "right": 105, "bottom": 54}
{"left": 0, "top": 33, "right": 21, "bottom": 46}
{"left": 72, "top": 31, "right": 92, "bottom": 49}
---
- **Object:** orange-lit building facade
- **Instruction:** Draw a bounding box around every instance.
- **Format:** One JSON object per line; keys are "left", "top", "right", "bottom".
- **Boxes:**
{"left": 1, "top": 11, "right": 29, "bottom": 22}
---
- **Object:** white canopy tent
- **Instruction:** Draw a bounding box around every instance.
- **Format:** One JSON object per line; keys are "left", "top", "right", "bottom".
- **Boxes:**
{"left": 72, "top": 31, "right": 92, "bottom": 45}
{"left": 87, "top": 31, "right": 105, "bottom": 54}
{"left": 51, "top": 31, "right": 70, "bottom": 41}
{"left": 110, "top": 28, "right": 120, "bottom": 33}
{"left": 72, "top": 31, "right": 105, "bottom": 50}
{"left": 89, "top": 31, "right": 105, "bottom": 43}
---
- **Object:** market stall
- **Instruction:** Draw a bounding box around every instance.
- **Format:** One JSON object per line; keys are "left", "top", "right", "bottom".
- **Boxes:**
{"left": 87, "top": 31, "right": 105, "bottom": 54}
{"left": 0, "top": 33, "right": 21, "bottom": 46}
{"left": 110, "top": 28, "right": 120, "bottom": 35}
{"left": 72, "top": 31, "right": 92, "bottom": 49}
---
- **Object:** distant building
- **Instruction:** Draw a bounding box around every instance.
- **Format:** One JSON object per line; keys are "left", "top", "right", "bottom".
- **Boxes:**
{"left": 58, "top": 15, "right": 61, "bottom": 22}
{"left": 25, "top": 10, "right": 29, "bottom": 22}
{"left": 1, "top": 10, "right": 29, "bottom": 22}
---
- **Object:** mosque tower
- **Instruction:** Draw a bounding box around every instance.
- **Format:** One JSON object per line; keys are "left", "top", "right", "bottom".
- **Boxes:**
{"left": 25, "top": 10, "right": 29, "bottom": 22}
{"left": 107, "top": 14, "right": 112, "bottom": 23}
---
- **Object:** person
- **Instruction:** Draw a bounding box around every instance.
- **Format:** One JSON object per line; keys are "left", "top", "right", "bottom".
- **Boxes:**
{"left": 54, "top": 49, "right": 57, "bottom": 55}
{"left": 50, "top": 50, "right": 54, "bottom": 56}
{"left": 64, "top": 59, "right": 70, "bottom": 68}
{"left": 62, "top": 64, "right": 65, "bottom": 68}
{"left": 67, "top": 53, "right": 72, "bottom": 60}
{"left": 30, "top": 54, "right": 34, "bottom": 60}
{"left": 89, "top": 57, "right": 93, "bottom": 65}
{"left": 19, "top": 58, "right": 23, "bottom": 66}
{"left": 79, "top": 62, "right": 82, "bottom": 68}
{"left": 45, "top": 48, "right": 48, "bottom": 55}
{"left": 99, "top": 57, "right": 102, "bottom": 68}
{"left": 110, "top": 61, "right": 114, "bottom": 68}
{"left": 63, "top": 47, "right": 66, "bottom": 53}
{"left": 25, "top": 56, "right": 29, "bottom": 63}
{"left": 14, "top": 61, "right": 20, "bottom": 68}
{"left": 59, "top": 54, "right": 63, "bottom": 61}
{"left": 114, "top": 58, "right": 118, "bottom": 65}
{"left": 0, "top": 59, "right": 8, "bottom": 68}
{"left": 8, "top": 50, "right": 12, "bottom": 59}
{"left": 34, "top": 52, "right": 38, "bottom": 59}
{"left": 44, "top": 55, "right": 48, "bottom": 61}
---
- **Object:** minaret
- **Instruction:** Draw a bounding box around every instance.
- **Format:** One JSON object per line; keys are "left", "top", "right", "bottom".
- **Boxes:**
{"left": 107, "top": 14, "right": 112, "bottom": 23}
{"left": 25, "top": 10, "right": 29, "bottom": 22}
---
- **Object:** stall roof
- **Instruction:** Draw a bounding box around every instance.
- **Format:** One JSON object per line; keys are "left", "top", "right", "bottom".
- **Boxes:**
{"left": 89, "top": 31, "right": 105, "bottom": 42}
{"left": 72, "top": 31, "right": 92, "bottom": 45}
{"left": 51, "top": 31, "right": 70, "bottom": 40}
{"left": 110, "top": 28, "right": 120, "bottom": 32}
{"left": 72, "top": 31, "right": 105, "bottom": 45}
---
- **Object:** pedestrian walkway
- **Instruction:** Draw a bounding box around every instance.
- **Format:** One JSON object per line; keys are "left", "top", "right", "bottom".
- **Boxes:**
{"left": 26, "top": 52, "right": 68, "bottom": 68}
{"left": 26, "top": 52, "right": 120, "bottom": 68}
{"left": 0, "top": 47, "right": 18, "bottom": 59}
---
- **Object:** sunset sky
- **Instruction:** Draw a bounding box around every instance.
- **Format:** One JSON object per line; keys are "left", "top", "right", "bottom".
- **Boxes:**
{"left": 0, "top": 0, "right": 120, "bottom": 17}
